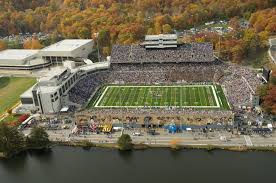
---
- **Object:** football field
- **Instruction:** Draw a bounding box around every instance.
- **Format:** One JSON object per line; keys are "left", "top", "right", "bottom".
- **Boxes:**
{"left": 91, "top": 85, "right": 230, "bottom": 110}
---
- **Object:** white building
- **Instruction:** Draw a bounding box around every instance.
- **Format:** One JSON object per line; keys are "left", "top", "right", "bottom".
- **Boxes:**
{"left": 20, "top": 61, "right": 110, "bottom": 114}
{"left": 39, "top": 39, "right": 93, "bottom": 64}
{"left": 0, "top": 39, "right": 94, "bottom": 70}
{"left": 0, "top": 49, "right": 50, "bottom": 69}
{"left": 20, "top": 67, "right": 82, "bottom": 113}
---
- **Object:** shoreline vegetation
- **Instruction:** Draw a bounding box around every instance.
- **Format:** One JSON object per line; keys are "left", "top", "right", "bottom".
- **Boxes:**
{"left": 54, "top": 141, "right": 276, "bottom": 153}
{"left": 2, "top": 140, "right": 276, "bottom": 159}
{"left": 49, "top": 141, "right": 276, "bottom": 153}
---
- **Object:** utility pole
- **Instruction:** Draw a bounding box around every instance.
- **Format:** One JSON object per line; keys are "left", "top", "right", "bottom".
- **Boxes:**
{"left": 97, "top": 34, "right": 100, "bottom": 62}
{"left": 218, "top": 35, "right": 221, "bottom": 59}
{"left": 94, "top": 32, "right": 100, "bottom": 62}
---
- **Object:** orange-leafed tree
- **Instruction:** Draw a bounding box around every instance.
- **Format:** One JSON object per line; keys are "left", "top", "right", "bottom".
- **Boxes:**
{"left": 23, "top": 38, "right": 43, "bottom": 49}
{"left": 0, "top": 40, "right": 7, "bottom": 51}
{"left": 263, "top": 86, "right": 276, "bottom": 114}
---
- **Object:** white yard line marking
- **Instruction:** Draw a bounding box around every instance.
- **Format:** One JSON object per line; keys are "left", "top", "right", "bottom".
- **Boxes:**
{"left": 211, "top": 85, "right": 220, "bottom": 108}
{"left": 95, "top": 105, "right": 220, "bottom": 108}
{"left": 95, "top": 86, "right": 109, "bottom": 107}
{"left": 107, "top": 85, "right": 214, "bottom": 88}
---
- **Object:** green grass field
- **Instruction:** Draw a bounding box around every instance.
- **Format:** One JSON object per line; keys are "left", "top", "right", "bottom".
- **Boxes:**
{"left": 90, "top": 84, "right": 230, "bottom": 110}
{"left": 0, "top": 77, "right": 36, "bottom": 114}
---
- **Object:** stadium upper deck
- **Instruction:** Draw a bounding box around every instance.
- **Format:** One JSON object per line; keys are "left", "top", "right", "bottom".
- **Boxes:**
{"left": 110, "top": 42, "right": 214, "bottom": 64}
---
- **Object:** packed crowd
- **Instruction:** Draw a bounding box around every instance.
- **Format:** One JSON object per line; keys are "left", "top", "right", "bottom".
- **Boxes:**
{"left": 221, "top": 65, "right": 261, "bottom": 106}
{"left": 69, "top": 71, "right": 109, "bottom": 105}
{"left": 109, "top": 61, "right": 224, "bottom": 83}
{"left": 111, "top": 43, "right": 214, "bottom": 63}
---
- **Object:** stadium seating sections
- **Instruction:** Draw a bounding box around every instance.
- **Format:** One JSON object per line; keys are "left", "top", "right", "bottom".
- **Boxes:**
{"left": 111, "top": 43, "right": 214, "bottom": 63}
{"left": 69, "top": 43, "right": 261, "bottom": 110}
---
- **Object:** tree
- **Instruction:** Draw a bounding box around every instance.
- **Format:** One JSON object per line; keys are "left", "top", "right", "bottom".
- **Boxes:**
{"left": 257, "top": 84, "right": 269, "bottom": 98}
{"left": 117, "top": 134, "right": 132, "bottom": 151}
{"left": 270, "top": 75, "right": 276, "bottom": 85}
{"left": 0, "top": 124, "right": 25, "bottom": 156}
{"left": 162, "top": 24, "right": 172, "bottom": 34}
{"left": 262, "top": 86, "right": 276, "bottom": 114}
{"left": 30, "top": 38, "right": 43, "bottom": 49}
{"left": 23, "top": 38, "right": 43, "bottom": 49}
{"left": 97, "top": 29, "right": 111, "bottom": 54}
{"left": 8, "top": 39, "right": 22, "bottom": 49}
{"left": 26, "top": 127, "right": 50, "bottom": 148}
{"left": 98, "top": 29, "right": 111, "bottom": 48}
{"left": 258, "top": 31, "right": 269, "bottom": 48}
{"left": 231, "top": 44, "right": 244, "bottom": 63}
{"left": 78, "top": 27, "right": 91, "bottom": 39}
{"left": 147, "top": 28, "right": 155, "bottom": 35}
{"left": 102, "top": 46, "right": 111, "bottom": 57}
{"left": 229, "top": 17, "right": 240, "bottom": 30}
{"left": 0, "top": 40, "right": 7, "bottom": 51}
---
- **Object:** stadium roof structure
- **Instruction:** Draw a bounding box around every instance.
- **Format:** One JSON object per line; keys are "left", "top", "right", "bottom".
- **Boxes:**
{"left": 0, "top": 49, "right": 39, "bottom": 61}
{"left": 41, "top": 39, "right": 92, "bottom": 52}
{"left": 39, "top": 39, "right": 93, "bottom": 58}
{"left": 145, "top": 34, "right": 177, "bottom": 41}
{"left": 38, "top": 67, "right": 69, "bottom": 83}
{"left": 142, "top": 34, "right": 178, "bottom": 49}
{"left": 0, "top": 49, "right": 39, "bottom": 66}
{"left": 110, "top": 42, "right": 214, "bottom": 63}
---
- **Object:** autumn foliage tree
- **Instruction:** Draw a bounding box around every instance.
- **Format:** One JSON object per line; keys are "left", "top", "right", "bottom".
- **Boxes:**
{"left": 23, "top": 38, "right": 43, "bottom": 49}
{"left": 250, "top": 8, "right": 276, "bottom": 34}
{"left": 0, "top": 0, "right": 274, "bottom": 41}
{"left": 0, "top": 40, "right": 6, "bottom": 51}
{"left": 263, "top": 86, "right": 276, "bottom": 114}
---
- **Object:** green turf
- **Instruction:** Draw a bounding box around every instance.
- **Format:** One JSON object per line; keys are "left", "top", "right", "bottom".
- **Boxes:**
{"left": 0, "top": 77, "right": 36, "bottom": 114}
{"left": 215, "top": 85, "right": 231, "bottom": 110}
{"left": 89, "top": 84, "right": 230, "bottom": 110}
{"left": 1, "top": 115, "right": 20, "bottom": 123}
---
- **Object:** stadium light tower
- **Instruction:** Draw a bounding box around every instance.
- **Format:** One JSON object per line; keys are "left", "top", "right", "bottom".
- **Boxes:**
{"left": 93, "top": 32, "right": 100, "bottom": 62}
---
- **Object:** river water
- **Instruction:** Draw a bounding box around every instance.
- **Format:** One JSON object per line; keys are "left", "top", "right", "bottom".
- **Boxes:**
{"left": 0, "top": 147, "right": 275, "bottom": 183}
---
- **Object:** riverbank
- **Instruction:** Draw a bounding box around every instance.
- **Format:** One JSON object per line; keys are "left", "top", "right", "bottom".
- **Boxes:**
{"left": 2, "top": 140, "right": 276, "bottom": 159}
{"left": 53, "top": 141, "right": 276, "bottom": 153}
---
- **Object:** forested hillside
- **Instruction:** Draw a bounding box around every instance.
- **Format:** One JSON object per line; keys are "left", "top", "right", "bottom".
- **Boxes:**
{"left": 0, "top": 0, "right": 275, "bottom": 43}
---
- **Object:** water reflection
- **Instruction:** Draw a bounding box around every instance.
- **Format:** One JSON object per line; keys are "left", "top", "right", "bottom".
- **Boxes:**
{"left": 118, "top": 149, "right": 133, "bottom": 161}
{"left": 0, "top": 152, "right": 28, "bottom": 172}
{"left": 28, "top": 149, "right": 53, "bottom": 163}
{"left": 169, "top": 148, "right": 182, "bottom": 159}
{"left": 0, "top": 147, "right": 276, "bottom": 183}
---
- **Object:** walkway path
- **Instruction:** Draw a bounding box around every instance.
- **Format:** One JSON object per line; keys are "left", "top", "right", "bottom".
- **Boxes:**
{"left": 244, "top": 135, "right": 253, "bottom": 146}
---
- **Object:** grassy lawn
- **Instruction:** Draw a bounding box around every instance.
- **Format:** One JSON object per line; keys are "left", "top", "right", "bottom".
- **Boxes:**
{"left": 1, "top": 115, "right": 20, "bottom": 123}
{"left": 89, "top": 84, "right": 230, "bottom": 110}
{"left": 0, "top": 77, "right": 36, "bottom": 114}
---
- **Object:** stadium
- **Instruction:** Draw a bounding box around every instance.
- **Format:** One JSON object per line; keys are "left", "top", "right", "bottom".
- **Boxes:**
{"left": 66, "top": 34, "right": 261, "bottom": 125}
{"left": 13, "top": 34, "right": 262, "bottom": 125}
